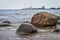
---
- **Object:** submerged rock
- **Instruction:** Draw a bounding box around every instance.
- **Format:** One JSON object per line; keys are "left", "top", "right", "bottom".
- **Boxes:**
{"left": 31, "top": 12, "right": 58, "bottom": 28}
{"left": 3, "top": 21, "right": 11, "bottom": 24}
{"left": 53, "top": 29, "right": 60, "bottom": 32}
{"left": 22, "top": 21, "right": 30, "bottom": 23}
{"left": 58, "top": 16, "right": 60, "bottom": 20}
{"left": 16, "top": 23, "right": 37, "bottom": 35}
{"left": 0, "top": 21, "right": 11, "bottom": 26}
{"left": 58, "top": 20, "right": 60, "bottom": 24}
{"left": 57, "top": 16, "right": 60, "bottom": 24}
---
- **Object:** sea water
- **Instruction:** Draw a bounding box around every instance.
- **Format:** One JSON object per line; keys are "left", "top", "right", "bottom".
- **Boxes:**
{"left": 0, "top": 9, "right": 60, "bottom": 24}
{"left": 0, "top": 9, "right": 60, "bottom": 40}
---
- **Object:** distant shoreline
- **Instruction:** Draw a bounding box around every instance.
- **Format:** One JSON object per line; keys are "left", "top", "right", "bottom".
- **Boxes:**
{"left": 0, "top": 9, "right": 60, "bottom": 11}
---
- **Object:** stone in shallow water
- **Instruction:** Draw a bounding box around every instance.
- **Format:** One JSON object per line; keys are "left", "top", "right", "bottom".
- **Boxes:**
{"left": 58, "top": 20, "right": 60, "bottom": 24}
{"left": 58, "top": 16, "right": 60, "bottom": 20}
{"left": 3, "top": 21, "right": 11, "bottom": 24}
{"left": 57, "top": 16, "right": 60, "bottom": 24}
{"left": 0, "top": 21, "right": 11, "bottom": 26}
{"left": 22, "top": 21, "right": 30, "bottom": 23}
{"left": 53, "top": 29, "right": 60, "bottom": 32}
{"left": 16, "top": 23, "right": 37, "bottom": 35}
{"left": 31, "top": 12, "right": 58, "bottom": 28}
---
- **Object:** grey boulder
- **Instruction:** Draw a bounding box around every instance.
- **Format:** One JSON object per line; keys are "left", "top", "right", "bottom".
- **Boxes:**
{"left": 16, "top": 23, "right": 37, "bottom": 35}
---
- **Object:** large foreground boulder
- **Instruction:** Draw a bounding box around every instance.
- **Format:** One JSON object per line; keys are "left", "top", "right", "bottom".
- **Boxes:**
{"left": 16, "top": 23, "right": 37, "bottom": 35}
{"left": 31, "top": 12, "right": 58, "bottom": 28}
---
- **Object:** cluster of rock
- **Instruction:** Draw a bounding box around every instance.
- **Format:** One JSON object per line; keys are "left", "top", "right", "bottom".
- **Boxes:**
{"left": 16, "top": 12, "right": 60, "bottom": 35}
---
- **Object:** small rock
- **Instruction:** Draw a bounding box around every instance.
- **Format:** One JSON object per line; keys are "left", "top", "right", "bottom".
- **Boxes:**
{"left": 58, "top": 16, "right": 60, "bottom": 20}
{"left": 3, "top": 21, "right": 11, "bottom": 24}
{"left": 16, "top": 23, "right": 37, "bottom": 35}
{"left": 53, "top": 29, "right": 60, "bottom": 32}
{"left": 57, "top": 16, "right": 60, "bottom": 24}
{"left": 22, "top": 21, "right": 30, "bottom": 23}
{"left": 0, "top": 21, "right": 11, "bottom": 26}
{"left": 58, "top": 20, "right": 60, "bottom": 24}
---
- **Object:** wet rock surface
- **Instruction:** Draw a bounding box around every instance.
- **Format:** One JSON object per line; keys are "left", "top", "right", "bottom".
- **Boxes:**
{"left": 16, "top": 23, "right": 37, "bottom": 35}
{"left": 31, "top": 12, "right": 58, "bottom": 28}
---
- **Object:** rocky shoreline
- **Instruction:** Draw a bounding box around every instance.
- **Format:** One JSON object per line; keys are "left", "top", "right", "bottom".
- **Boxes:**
{"left": 16, "top": 12, "right": 60, "bottom": 35}
{"left": 0, "top": 12, "right": 60, "bottom": 35}
{"left": 0, "top": 12, "right": 60, "bottom": 40}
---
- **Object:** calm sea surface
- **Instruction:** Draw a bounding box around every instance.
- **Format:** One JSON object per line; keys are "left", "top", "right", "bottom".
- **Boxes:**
{"left": 0, "top": 9, "right": 60, "bottom": 23}
{"left": 0, "top": 9, "right": 60, "bottom": 40}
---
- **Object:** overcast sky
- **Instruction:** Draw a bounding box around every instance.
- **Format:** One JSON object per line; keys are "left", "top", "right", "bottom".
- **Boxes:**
{"left": 0, "top": 0, "right": 60, "bottom": 9}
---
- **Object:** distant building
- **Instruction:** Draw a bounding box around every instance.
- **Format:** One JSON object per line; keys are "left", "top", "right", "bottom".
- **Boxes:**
{"left": 42, "top": 6, "right": 45, "bottom": 9}
{"left": 22, "top": 6, "right": 46, "bottom": 10}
